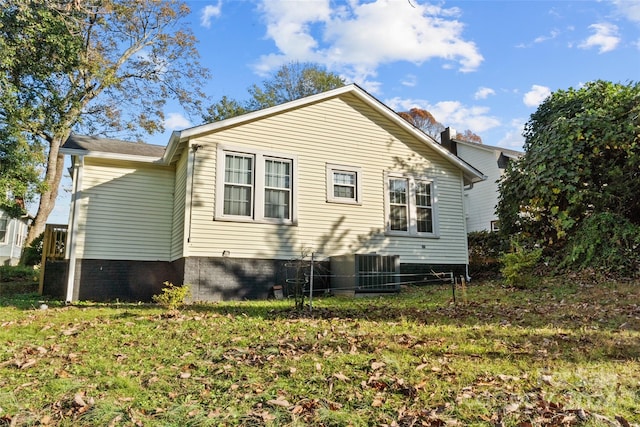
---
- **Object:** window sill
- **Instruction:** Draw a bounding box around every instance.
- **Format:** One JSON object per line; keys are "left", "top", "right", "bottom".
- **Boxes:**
{"left": 214, "top": 216, "right": 297, "bottom": 226}
{"left": 326, "top": 199, "right": 362, "bottom": 206}
{"left": 385, "top": 231, "right": 440, "bottom": 239}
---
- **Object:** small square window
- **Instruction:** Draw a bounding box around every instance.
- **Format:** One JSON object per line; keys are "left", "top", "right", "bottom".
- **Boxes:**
{"left": 490, "top": 220, "right": 500, "bottom": 232}
{"left": 326, "top": 164, "right": 362, "bottom": 204}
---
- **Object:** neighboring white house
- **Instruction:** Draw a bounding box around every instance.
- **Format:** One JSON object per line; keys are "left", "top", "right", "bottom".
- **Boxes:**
{"left": 440, "top": 128, "right": 523, "bottom": 233}
{"left": 0, "top": 208, "right": 30, "bottom": 266}
{"left": 56, "top": 84, "right": 485, "bottom": 302}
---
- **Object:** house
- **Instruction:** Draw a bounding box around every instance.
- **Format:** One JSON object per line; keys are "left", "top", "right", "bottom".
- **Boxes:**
{"left": 440, "top": 128, "right": 522, "bottom": 233}
{"left": 0, "top": 208, "right": 30, "bottom": 266}
{"left": 55, "top": 84, "right": 485, "bottom": 302}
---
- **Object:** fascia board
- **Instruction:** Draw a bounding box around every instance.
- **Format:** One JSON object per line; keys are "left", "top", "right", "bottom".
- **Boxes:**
{"left": 60, "top": 148, "right": 163, "bottom": 164}
{"left": 347, "top": 89, "right": 487, "bottom": 183}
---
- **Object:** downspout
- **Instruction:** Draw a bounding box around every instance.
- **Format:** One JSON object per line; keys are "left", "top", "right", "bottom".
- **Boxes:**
{"left": 186, "top": 144, "right": 201, "bottom": 244}
{"left": 65, "top": 155, "right": 84, "bottom": 303}
{"left": 461, "top": 173, "right": 472, "bottom": 283}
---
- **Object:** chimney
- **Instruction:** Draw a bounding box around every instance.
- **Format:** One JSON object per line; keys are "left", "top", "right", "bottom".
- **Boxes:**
{"left": 440, "top": 127, "right": 457, "bottom": 156}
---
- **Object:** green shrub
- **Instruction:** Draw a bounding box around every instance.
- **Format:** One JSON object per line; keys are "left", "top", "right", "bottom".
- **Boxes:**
{"left": 21, "top": 232, "right": 44, "bottom": 266}
{"left": 0, "top": 265, "right": 38, "bottom": 282}
{"left": 468, "top": 231, "right": 509, "bottom": 279}
{"left": 561, "top": 212, "right": 640, "bottom": 277}
{"left": 152, "top": 281, "right": 191, "bottom": 311}
{"left": 500, "top": 241, "right": 543, "bottom": 287}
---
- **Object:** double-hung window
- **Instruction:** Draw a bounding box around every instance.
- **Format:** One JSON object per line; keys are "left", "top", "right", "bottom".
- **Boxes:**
{"left": 264, "top": 158, "right": 291, "bottom": 219}
{"left": 217, "top": 146, "right": 296, "bottom": 223}
{"left": 326, "top": 164, "right": 362, "bottom": 204}
{"left": 385, "top": 173, "right": 437, "bottom": 237}
{"left": 0, "top": 215, "right": 7, "bottom": 243}
{"left": 223, "top": 153, "right": 254, "bottom": 217}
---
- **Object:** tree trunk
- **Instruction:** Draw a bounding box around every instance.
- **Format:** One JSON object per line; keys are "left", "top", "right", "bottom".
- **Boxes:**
{"left": 25, "top": 134, "right": 67, "bottom": 247}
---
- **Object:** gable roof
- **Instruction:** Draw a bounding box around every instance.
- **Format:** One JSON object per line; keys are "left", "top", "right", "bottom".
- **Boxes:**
{"left": 62, "top": 134, "right": 166, "bottom": 162}
{"left": 163, "top": 84, "right": 485, "bottom": 184}
{"left": 61, "top": 85, "right": 485, "bottom": 183}
{"left": 453, "top": 137, "right": 523, "bottom": 159}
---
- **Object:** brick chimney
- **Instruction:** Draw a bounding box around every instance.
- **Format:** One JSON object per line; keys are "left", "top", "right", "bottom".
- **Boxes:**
{"left": 440, "top": 127, "right": 457, "bottom": 156}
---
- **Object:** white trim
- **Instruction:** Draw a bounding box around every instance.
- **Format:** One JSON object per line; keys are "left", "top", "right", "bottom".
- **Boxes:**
{"left": 384, "top": 172, "right": 439, "bottom": 238}
{"left": 326, "top": 164, "right": 362, "bottom": 205}
{"left": 215, "top": 145, "right": 298, "bottom": 225}
{"left": 0, "top": 213, "right": 7, "bottom": 244}
{"left": 60, "top": 148, "right": 163, "bottom": 164}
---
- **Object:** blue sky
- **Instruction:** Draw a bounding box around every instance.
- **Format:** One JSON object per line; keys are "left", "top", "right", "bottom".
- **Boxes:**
{"left": 46, "top": 0, "right": 640, "bottom": 224}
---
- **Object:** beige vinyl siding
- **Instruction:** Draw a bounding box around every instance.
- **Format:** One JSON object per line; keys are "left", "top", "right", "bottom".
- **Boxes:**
{"left": 75, "top": 158, "right": 174, "bottom": 260}
{"left": 171, "top": 152, "right": 188, "bottom": 260}
{"left": 186, "top": 93, "right": 469, "bottom": 264}
{"left": 457, "top": 144, "right": 503, "bottom": 232}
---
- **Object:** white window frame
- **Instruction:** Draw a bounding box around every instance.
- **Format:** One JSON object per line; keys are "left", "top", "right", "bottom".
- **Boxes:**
{"left": 384, "top": 172, "right": 439, "bottom": 238}
{"left": 0, "top": 214, "right": 7, "bottom": 244}
{"left": 215, "top": 145, "right": 297, "bottom": 225}
{"left": 326, "top": 164, "right": 362, "bottom": 205}
{"left": 16, "top": 222, "right": 25, "bottom": 247}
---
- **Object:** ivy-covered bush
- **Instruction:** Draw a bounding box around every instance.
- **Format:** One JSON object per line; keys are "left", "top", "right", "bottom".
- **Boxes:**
{"left": 561, "top": 212, "right": 640, "bottom": 277}
{"left": 496, "top": 80, "right": 639, "bottom": 278}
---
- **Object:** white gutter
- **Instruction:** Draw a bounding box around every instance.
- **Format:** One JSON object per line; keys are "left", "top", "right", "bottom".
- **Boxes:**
{"left": 65, "top": 155, "right": 84, "bottom": 302}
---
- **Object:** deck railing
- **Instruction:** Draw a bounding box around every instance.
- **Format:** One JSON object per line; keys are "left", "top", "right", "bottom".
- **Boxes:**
{"left": 38, "top": 224, "right": 68, "bottom": 294}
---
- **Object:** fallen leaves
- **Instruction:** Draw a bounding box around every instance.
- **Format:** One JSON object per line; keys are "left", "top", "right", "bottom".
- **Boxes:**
{"left": 1, "top": 280, "right": 639, "bottom": 426}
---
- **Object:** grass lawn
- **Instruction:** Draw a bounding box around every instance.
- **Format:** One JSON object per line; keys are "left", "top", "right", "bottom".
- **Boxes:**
{"left": 0, "top": 278, "right": 639, "bottom": 426}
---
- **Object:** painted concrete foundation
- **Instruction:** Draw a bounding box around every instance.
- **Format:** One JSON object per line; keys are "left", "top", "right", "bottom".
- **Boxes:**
{"left": 43, "top": 257, "right": 466, "bottom": 302}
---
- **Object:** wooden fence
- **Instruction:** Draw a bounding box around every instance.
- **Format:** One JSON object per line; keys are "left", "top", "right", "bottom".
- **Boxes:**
{"left": 38, "top": 224, "right": 68, "bottom": 294}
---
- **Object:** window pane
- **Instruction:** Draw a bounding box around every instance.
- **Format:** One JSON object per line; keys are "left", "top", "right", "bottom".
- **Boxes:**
{"left": 265, "top": 189, "right": 290, "bottom": 219}
{"left": 333, "top": 185, "right": 355, "bottom": 199}
{"left": 417, "top": 207, "right": 433, "bottom": 233}
{"left": 265, "top": 159, "right": 290, "bottom": 188}
{"left": 225, "top": 155, "right": 253, "bottom": 184}
{"left": 224, "top": 185, "right": 252, "bottom": 216}
{"left": 390, "top": 206, "right": 408, "bottom": 231}
{"left": 333, "top": 172, "right": 354, "bottom": 186}
{"left": 389, "top": 179, "right": 407, "bottom": 204}
{"left": 416, "top": 181, "right": 431, "bottom": 207}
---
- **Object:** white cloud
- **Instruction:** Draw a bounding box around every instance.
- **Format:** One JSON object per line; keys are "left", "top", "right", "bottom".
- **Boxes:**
{"left": 496, "top": 119, "right": 526, "bottom": 151}
{"left": 579, "top": 23, "right": 620, "bottom": 53}
{"left": 201, "top": 2, "right": 222, "bottom": 28}
{"left": 523, "top": 85, "right": 551, "bottom": 108}
{"left": 534, "top": 29, "right": 560, "bottom": 44}
{"left": 385, "top": 97, "right": 500, "bottom": 134}
{"left": 255, "top": 0, "right": 483, "bottom": 88}
{"left": 165, "top": 113, "right": 191, "bottom": 130}
{"left": 474, "top": 87, "right": 495, "bottom": 100}
{"left": 611, "top": 0, "right": 640, "bottom": 23}
{"left": 401, "top": 74, "right": 417, "bottom": 87}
